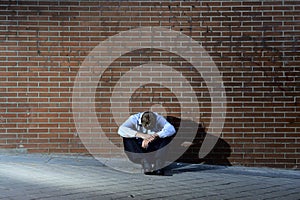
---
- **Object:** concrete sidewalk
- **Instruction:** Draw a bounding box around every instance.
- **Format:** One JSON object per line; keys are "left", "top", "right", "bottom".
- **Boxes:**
{"left": 0, "top": 154, "right": 299, "bottom": 200}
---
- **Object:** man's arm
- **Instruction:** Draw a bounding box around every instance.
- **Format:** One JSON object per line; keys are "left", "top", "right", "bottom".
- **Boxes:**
{"left": 155, "top": 115, "right": 176, "bottom": 138}
{"left": 118, "top": 116, "right": 138, "bottom": 138}
{"left": 141, "top": 133, "right": 159, "bottom": 149}
{"left": 140, "top": 115, "right": 176, "bottom": 148}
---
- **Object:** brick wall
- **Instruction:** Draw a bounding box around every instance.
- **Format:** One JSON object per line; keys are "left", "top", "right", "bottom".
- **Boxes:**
{"left": 0, "top": 1, "right": 299, "bottom": 169}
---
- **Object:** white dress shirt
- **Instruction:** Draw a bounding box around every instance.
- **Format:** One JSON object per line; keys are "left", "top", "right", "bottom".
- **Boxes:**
{"left": 118, "top": 112, "right": 176, "bottom": 138}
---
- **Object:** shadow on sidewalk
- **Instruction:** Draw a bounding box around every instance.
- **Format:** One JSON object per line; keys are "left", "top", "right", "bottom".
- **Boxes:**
{"left": 165, "top": 116, "right": 232, "bottom": 175}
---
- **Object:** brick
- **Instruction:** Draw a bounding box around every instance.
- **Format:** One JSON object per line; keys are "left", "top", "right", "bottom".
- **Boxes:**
{"left": 0, "top": 0, "right": 299, "bottom": 169}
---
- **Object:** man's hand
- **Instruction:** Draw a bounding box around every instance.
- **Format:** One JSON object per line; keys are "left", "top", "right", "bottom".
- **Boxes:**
{"left": 142, "top": 139, "right": 151, "bottom": 149}
{"left": 140, "top": 134, "right": 159, "bottom": 149}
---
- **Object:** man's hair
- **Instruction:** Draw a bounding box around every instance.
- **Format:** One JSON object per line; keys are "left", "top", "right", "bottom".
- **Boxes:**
{"left": 141, "top": 111, "right": 156, "bottom": 129}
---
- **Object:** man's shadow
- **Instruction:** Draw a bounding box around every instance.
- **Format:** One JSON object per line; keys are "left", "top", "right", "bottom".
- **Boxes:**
{"left": 165, "top": 116, "right": 232, "bottom": 174}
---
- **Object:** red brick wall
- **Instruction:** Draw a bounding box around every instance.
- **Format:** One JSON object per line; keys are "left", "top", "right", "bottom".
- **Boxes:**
{"left": 0, "top": 1, "right": 299, "bottom": 169}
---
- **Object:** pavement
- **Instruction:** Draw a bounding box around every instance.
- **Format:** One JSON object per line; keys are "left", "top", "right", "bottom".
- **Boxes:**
{"left": 0, "top": 154, "right": 299, "bottom": 200}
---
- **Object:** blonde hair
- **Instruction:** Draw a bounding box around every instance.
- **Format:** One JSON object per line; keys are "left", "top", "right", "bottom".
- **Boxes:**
{"left": 141, "top": 111, "right": 156, "bottom": 129}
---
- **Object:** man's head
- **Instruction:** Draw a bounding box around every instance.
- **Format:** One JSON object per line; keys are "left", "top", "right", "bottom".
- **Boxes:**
{"left": 141, "top": 111, "right": 156, "bottom": 130}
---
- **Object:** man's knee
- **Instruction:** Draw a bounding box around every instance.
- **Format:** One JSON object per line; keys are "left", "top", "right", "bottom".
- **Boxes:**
{"left": 153, "top": 137, "right": 172, "bottom": 148}
{"left": 123, "top": 137, "right": 142, "bottom": 150}
{"left": 122, "top": 138, "right": 144, "bottom": 163}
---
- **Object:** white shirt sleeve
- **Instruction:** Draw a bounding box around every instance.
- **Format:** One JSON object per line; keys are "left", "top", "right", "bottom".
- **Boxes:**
{"left": 155, "top": 115, "right": 176, "bottom": 138}
{"left": 117, "top": 115, "right": 138, "bottom": 138}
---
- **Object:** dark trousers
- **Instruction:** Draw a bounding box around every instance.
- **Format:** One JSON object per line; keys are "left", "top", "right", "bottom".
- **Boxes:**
{"left": 123, "top": 137, "right": 171, "bottom": 164}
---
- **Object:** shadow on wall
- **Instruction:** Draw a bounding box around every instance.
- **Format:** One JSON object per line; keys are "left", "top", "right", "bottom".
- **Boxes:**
{"left": 166, "top": 116, "right": 232, "bottom": 166}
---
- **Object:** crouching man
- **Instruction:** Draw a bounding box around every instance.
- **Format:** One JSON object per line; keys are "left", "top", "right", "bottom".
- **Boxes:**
{"left": 118, "top": 111, "right": 176, "bottom": 175}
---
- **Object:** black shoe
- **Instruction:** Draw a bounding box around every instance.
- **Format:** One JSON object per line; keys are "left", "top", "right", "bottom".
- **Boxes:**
{"left": 153, "top": 169, "right": 165, "bottom": 176}
{"left": 144, "top": 171, "right": 155, "bottom": 175}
